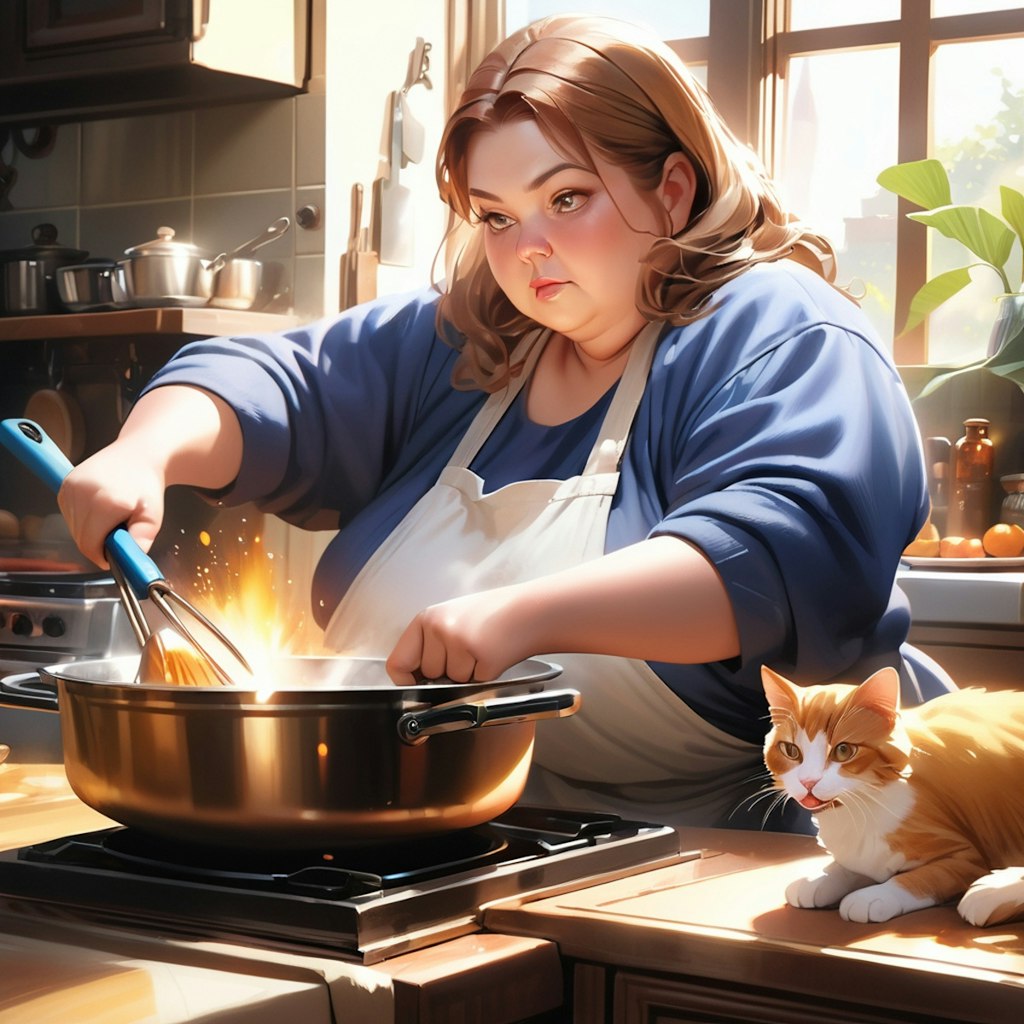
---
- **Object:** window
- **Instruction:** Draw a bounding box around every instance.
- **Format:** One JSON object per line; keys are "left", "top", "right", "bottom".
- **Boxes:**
{"left": 502, "top": 1, "right": 1024, "bottom": 365}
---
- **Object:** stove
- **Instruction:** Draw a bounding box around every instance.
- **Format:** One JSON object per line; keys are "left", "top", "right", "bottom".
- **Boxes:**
{"left": 0, "top": 807, "right": 688, "bottom": 963}
{"left": 0, "top": 572, "right": 132, "bottom": 673}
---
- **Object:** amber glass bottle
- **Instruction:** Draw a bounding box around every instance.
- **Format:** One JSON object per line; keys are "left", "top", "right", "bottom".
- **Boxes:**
{"left": 947, "top": 418, "right": 994, "bottom": 540}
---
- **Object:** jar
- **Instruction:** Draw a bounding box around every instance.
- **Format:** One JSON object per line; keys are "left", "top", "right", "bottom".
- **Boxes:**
{"left": 946, "top": 418, "right": 994, "bottom": 539}
{"left": 1002, "top": 474, "right": 1024, "bottom": 529}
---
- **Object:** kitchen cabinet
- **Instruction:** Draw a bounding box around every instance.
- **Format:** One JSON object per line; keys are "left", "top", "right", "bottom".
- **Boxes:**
{"left": 486, "top": 827, "right": 1024, "bottom": 1024}
{"left": 0, "top": 0, "right": 309, "bottom": 125}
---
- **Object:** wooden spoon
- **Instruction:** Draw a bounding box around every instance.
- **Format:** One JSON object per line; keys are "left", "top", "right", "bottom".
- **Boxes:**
{"left": 135, "top": 627, "right": 226, "bottom": 686}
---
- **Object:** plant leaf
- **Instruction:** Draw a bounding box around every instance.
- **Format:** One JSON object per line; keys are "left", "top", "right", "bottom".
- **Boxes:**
{"left": 908, "top": 206, "right": 1015, "bottom": 276}
{"left": 877, "top": 159, "right": 952, "bottom": 210}
{"left": 899, "top": 267, "right": 973, "bottom": 335}
{"left": 1000, "top": 185, "right": 1024, "bottom": 245}
{"left": 1000, "top": 185, "right": 1024, "bottom": 287}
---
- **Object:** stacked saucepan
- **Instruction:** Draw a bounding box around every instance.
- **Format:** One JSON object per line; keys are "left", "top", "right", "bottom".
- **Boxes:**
{"left": 0, "top": 218, "right": 290, "bottom": 314}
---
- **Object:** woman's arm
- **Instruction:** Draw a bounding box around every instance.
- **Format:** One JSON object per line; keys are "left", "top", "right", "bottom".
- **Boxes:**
{"left": 386, "top": 534, "right": 739, "bottom": 683}
{"left": 58, "top": 384, "right": 242, "bottom": 567}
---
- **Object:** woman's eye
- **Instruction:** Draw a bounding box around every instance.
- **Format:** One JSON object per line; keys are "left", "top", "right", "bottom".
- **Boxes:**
{"left": 832, "top": 742, "right": 857, "bottom": 763}
{"left": 552, "top": 190, "right": 587, "bottom": 213}
{"left": 478, "top": 211, "right": 514, "bottom": 232}
{"left": 778, "top": 741, "right": 801, "bottom": 761}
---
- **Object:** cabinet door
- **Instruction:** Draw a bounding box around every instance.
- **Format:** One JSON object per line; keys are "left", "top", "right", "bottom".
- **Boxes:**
{"left": 23, "top": 0, "right": 187, "bottom": 51}
{"left": 612, "top": 971, "right": 928, "bottom": 1024}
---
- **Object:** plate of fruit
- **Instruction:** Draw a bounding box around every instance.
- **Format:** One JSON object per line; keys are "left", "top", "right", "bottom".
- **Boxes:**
{"left": 901, "top": 522, "right": 1024, "bottom": 570}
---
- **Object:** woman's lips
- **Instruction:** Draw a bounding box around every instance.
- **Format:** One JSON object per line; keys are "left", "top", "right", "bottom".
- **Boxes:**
{"left": 530, "top": 277, "right": 566, "bottom": 301}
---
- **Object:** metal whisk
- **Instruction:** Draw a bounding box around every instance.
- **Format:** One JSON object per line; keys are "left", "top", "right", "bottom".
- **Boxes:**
{"left": 0, "top": 418, "right": 253, "bottom": 686}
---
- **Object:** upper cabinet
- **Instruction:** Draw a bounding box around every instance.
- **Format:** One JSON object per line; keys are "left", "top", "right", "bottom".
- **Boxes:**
{"left": 0, "top": 0, "right": 309, "bottom": 126}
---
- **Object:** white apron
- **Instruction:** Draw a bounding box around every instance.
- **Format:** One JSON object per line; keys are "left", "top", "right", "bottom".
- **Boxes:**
{"left": 325, "top": 322, "right": 762, "bottom": 828}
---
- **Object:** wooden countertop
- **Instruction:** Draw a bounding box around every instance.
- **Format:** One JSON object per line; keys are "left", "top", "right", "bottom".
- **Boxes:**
{"left": 0, "top": 307, "right": 301, "bottom": 342}
{"left": 485, "top": 826, "right": 1024, "bottom": 1022}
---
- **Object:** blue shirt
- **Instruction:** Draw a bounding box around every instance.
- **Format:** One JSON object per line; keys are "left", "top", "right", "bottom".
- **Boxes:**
{"left": 147, "top": 261, "right": 946, "bottom": 744}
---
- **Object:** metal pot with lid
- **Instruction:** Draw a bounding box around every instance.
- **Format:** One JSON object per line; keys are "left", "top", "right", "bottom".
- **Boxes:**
{"left": 114, "top": 226, "right": 215, "bottom": 308}
{"left": 0, "top": 223, "right": 88, "bottom": 315}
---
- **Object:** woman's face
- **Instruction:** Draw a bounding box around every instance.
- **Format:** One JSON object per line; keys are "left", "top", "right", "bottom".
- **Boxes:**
{"left": 465, "top": 117, "right": 690, "bottom": 359}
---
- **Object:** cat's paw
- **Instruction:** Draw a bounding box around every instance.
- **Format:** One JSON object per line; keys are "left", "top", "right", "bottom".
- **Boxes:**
{"left": 958, "top": 868, "right": 1024, "bottom": 927}
{"left": 786, "top": 864, "right": 864, "bottom": 909}
{"left": 839, "top": 878, "right": 934, "bottom": 923}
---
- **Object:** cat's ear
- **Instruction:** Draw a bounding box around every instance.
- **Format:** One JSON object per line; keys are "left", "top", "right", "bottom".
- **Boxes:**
{"left": 852, "top": 667, "right": 901, "bottom": 725}
{"left": 761, "top": 665, "right": 799, "bottom": 711}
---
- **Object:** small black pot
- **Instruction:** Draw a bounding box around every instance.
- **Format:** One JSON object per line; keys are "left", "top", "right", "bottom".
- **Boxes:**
{"left": 0, "top": 223, "right": 88, "bottom": 316}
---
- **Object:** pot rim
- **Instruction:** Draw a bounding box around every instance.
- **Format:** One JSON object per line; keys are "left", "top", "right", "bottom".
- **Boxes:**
{"left": 43, "top": 654, "right": 563, "bottom": 704}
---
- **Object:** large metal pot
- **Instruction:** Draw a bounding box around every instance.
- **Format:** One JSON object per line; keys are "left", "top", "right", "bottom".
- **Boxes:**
{"left": 114, "top": 226, "right": 215, "bottom": 308}
{"left": 32, "top": 655, "right": 576, "bottom": 848}
{"left": 0, "top": 223, "right": 88, "bottom": 315}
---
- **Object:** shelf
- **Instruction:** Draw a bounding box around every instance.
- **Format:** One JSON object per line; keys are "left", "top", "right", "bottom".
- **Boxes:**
{"left": 0, "top": 308, "right": 302, "bottom": 343}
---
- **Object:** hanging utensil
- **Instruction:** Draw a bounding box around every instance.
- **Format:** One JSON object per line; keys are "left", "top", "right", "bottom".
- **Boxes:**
{"left": 340, "top": 183, "right": 378, "bottom": 310}
{"left": 0, "top": 418, "right": 253, "bottom": 687}
{"left": 371, "top": 92, "right": 415, "bottom": 267}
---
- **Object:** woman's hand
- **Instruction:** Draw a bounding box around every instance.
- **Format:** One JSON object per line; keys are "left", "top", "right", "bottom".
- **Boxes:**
{"left": 387, "top": 585, "right": 535, "bottom": 685}
{"left": 58, "top": 445, "right": 167, "bottom": 568}
{"left": 56, "top": 384, "right": 243, "bottom": 569}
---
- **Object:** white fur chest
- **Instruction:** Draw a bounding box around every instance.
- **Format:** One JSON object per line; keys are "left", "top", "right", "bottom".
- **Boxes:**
{"left": 816, "top": 781, "right": 917, "bottom": 882}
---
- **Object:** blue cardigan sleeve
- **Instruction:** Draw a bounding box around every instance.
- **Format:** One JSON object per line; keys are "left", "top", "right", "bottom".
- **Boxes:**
{"left": 142, "top": 288, "right": 466, "bottom": 529}
{"left": 642, "top": 265, "right": 928, "bottom": 682}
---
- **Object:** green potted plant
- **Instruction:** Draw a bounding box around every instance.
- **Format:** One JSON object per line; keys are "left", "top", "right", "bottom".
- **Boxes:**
{"left": 877, "top": 157, "right": 1024, "bottom": 397}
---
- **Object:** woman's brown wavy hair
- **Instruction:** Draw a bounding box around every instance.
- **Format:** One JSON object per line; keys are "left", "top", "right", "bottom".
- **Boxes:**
{"left": 435, "top": 15, "right": 838, "bottom": 392}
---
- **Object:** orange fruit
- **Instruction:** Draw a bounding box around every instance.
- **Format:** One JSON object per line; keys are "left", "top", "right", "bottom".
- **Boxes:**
{"left": 982, "top": 523, "right": 1024, "bottom": 558}
{"left": 903, "top": 520, "right": 940, "bottom": 557}
{"left": 940, "top": 536, "right": 984, "bottom": 558}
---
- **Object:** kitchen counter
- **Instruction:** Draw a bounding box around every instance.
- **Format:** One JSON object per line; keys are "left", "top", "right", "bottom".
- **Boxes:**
{"left": 4, "top": 764, "right": 1024, "bottom": 1023}
{"left": 486, "top": 826, "right": 1024, "bottom": 1023}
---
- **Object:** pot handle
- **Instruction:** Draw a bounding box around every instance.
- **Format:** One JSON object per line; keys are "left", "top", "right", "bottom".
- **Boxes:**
{"left": 397, "top": 688, "right": 580, "bottom": 746}
{"left": 0, "top": 671, "right": 59, "bottom": 712}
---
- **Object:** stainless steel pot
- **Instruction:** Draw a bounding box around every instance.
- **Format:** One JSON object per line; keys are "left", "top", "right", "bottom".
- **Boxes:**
{"left": 56, "top": 259, "right": 118, "bottom": 312}
{"left": 114, "top": 226, "right": 215, "bottom": 308}
{"left": 37, "top": 655, "right": 576, "bottom": 848}
{"left": 208, "top": 216, "right": 290, "bottom": 310}
{"left": 0, "top": 223, "right": 88, "bottom": 315}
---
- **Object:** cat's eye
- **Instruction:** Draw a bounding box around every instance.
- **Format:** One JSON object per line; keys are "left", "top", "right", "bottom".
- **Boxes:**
{"left": 832, "top": 742, "right": 857, "bottom": 763}
{"left": 777, "top": 741, "right": 801, "bottom": 761}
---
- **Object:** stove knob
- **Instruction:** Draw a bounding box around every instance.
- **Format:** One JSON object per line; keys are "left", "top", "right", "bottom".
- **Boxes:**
{"left": 10, "top": 612, "right": 34, "bottom": 637}
{"left": 42, "top": 615, "right": 66, "bottom": 638}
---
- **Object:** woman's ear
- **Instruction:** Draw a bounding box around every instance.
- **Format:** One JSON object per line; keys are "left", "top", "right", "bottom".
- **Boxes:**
{"left": 658, "top": 152, "right": 698, "bottom": 235}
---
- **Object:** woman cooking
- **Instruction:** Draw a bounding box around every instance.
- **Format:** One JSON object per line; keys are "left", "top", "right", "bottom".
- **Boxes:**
{"left": 56, "top": 15, "right": 952, "bottom": 832}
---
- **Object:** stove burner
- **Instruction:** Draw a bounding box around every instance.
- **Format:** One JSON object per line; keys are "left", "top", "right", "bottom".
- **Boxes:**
{"left": 29, "top": 823, "right": 514, "bottom": 899}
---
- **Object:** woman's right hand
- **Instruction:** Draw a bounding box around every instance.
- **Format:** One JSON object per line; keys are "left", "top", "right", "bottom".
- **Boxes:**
{"left": 58, "top": 442, "right": 167, "bottom": 568}
{"left": 54, "top": 384, "right": 244, "bottom": 569}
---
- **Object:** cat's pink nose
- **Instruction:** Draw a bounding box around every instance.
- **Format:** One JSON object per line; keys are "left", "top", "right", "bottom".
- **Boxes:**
{"left": 798, "top": 776, "right": 819, "bottom": 794}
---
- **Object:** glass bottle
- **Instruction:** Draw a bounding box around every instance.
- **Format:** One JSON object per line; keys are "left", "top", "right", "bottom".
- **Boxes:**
{"left": 946, "top": 418, "right": 994, "bottom": 540}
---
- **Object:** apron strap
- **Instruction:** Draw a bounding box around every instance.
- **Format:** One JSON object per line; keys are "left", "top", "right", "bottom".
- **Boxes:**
{"left": 583, "top": 319, "right": 663, "bottom": 475}
{"left": 448, "top": 321, "right": 664, "bottom": 475}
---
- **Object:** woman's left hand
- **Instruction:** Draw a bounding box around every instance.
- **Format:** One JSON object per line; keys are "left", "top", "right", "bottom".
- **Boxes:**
{"left": 386, "top": 586, "right": 533, "bottom": 684}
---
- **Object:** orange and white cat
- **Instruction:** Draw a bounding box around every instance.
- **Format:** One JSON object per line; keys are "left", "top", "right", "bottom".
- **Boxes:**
{"left": 761, "top": 665, "right": 1024, "bottom": 926}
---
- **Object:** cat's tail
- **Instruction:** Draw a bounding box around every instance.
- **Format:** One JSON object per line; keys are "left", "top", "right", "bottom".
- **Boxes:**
{"left": 958, "top": 867, "right": 1024, "bottom": 927}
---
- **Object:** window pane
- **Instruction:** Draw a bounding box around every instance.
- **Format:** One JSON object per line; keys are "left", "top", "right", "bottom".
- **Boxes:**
{"left": 789, "top": 1, "right": 899, "bottom": 31}
{"left": 777, "top": 49, "right": 900, "bottom": 348}
{"left": 927, "top": 38, "right": 1024, "bottom": 365}
{"left": 933, "top": 1, "right": 1024, "bottom": 16}
{"left": 505, "top": 0, "right": 708, "bottom": 38}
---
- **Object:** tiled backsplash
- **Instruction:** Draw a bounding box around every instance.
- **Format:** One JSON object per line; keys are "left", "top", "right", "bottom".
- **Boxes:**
{"left": 0, "top": 90, "right": 327, "bottom": 319}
